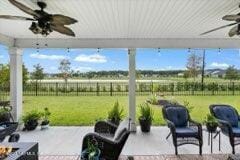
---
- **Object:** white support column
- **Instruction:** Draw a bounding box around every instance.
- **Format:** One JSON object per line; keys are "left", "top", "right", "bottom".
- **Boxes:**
{"left": 128, "top": 48, "right": 137, "bottom": 132}
{"left": 9, "top": 47, "right": 23, "bottom": 122}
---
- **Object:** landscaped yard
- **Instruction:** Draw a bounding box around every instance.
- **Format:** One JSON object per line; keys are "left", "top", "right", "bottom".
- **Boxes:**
{"left": 23, "top": 96, "right": 240, "bottom": 126}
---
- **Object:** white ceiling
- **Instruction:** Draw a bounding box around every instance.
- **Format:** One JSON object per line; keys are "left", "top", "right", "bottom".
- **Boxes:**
{"left": 1, "top": 0, "right": 240, "bottom": 48}
{"left": 0, "top": 0, "right": 240, "bottom": 39}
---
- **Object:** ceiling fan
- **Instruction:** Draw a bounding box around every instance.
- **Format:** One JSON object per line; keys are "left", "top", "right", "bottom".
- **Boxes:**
{"left": 0, "top": 0, "right": 78, "bottom": 37}
{"left": 201, "top": 9, "right": 240, "bottom": 37}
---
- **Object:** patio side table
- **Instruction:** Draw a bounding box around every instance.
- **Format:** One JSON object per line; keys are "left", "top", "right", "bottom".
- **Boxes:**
{"left": 206, "top": 128, "right": 221, "bottom": 153}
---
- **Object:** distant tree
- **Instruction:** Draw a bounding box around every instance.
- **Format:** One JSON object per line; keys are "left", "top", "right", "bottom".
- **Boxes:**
{"left": 225, "top": 66, "right": 239, "bottom": 81}
{"left": 31, "top": 64, "right": 44, "bottom": 82}
{"left": 0, "top": 63, "right": 29, "bottom": 85}
{"left": 58, "top": 59, "right": 71, "bottom": 83}
{"left": 186, "top": 52, "right": 202, "bottom": 80}
{"left": 0, "top": 64, "right": 10, "bottom": 85}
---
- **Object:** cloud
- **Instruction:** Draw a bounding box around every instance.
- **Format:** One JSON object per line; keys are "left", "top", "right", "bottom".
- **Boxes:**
{"left": 210, "top": 62, "right": 229, "bottom": 69}
{"left": 0, "top": 55, "right": 3, "bottom": 59}
{"left": 74, "top": 54, "right": 107, "bottom": 63}
{"left": 30, "top": 53, "right": 67, "bottom": 60}
{"left": 72, "top": 66, "right": 93, "bottom": 72}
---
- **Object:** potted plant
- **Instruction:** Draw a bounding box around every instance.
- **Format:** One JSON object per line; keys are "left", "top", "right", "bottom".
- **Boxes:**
{"left": 107, "top": 101, "right": 123, "bottom": 125}
{"left": 40, "top": 108, "right": 51, "bottom": 130}
{"left": 81, "top": 139, "right": 101, "bottom": 160}
{"left": 22, "top": 110, "right": 41, "bottom": 131}
{"left": 139, "top": 103, "right": 154, "bottom": 133}
{"left": 204, "top": 114, "right": 218, "bottom": 132}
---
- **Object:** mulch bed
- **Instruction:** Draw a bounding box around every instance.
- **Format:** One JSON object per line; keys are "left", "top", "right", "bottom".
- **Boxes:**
{"left": 39, "top": 154, "right": 230, "bottom": 160}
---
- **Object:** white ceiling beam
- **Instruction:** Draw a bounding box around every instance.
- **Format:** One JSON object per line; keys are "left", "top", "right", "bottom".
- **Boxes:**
{"left": 0, "top": 33, "right": 14, "bottom": 47}
{"left": 15, "top": 38, "right": 240, "bottom": 49}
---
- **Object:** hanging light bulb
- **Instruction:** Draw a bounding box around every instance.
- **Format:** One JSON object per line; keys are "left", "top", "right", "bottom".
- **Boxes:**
{"left": 218, "top": 48, "right": 221, "bottom": 54}
{"left": 36, "top": 43, "right": 39, "bottom": 53}
{"left": 67, "top": 47, "right": 70, "bottom": 53}
{"left": 158, "top": 48, "right": 161, "bottom": 53}
{"left": 97, "top": 48, "right": 100, "bottom": 54}
{"left": 188, "top": 48, "right": 191, "bottom": 53}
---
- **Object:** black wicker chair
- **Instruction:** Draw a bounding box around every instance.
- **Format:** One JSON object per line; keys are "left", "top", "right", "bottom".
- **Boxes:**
{"left": 210, "top": 104, "right": 240, "bottom": 154}
{"left": 81, "top": 118, "right": 130, "bottom": 160}
{"left": 162, "top": 104, "right": 203, "bottom": 155}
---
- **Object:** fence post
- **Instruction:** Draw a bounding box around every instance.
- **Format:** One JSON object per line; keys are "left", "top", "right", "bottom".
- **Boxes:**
{"left": 77, "top": 83, "right": 79, "bottom": 96}
{"left": 35, "top": 81, "right": 38, "bottom": 96}
{"left": 151, "top": 81, "right": 154, "bottom": 95}
{"left": 110, "top": 82, "right": 113, "bottom": 96}
{"left": 171, "top": 83, "right": 174, "bottom": 96}
{"left": 232, "top": 82, "right": 235, "bottom": 96}
{"left": 56, "top": 83, "right": 58, "bottom": 96}
{"left": 96, "top": 83, "right": 99, "bottom": 96}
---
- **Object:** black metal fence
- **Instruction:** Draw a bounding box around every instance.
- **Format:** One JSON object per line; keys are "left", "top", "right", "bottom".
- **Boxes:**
{"left": 1, "top": 82, "right": 240, "bottom": 97}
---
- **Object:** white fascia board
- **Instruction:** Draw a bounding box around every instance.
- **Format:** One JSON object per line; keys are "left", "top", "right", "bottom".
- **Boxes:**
{"left": 15, "top": 38, "right": 240, "bottom": 49}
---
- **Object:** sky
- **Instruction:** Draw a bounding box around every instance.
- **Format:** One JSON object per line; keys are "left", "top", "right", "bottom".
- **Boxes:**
{"left": 0, "top": 44, "right": 240, "bottom": 73}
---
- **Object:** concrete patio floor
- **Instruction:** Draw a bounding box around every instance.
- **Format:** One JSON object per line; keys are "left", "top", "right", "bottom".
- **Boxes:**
{"left": 15, "top": 126, "right": 236, "bottom": 156}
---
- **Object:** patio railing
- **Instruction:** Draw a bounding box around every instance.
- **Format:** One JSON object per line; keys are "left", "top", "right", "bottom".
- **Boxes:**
{"left": 1, "top": 82, "right": 240, "bottom": 98}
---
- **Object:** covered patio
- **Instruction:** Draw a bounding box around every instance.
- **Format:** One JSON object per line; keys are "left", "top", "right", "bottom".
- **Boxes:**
{"left": 1, "top": 0, "right": 240, "bottom": 159}
{"left": 18, "top": 126, "right": 233, "bottom": 157}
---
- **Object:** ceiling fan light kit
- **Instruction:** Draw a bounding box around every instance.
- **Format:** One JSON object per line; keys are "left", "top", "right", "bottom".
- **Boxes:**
{"left": 0, "top": 0, "right": 78, "bottom": 37}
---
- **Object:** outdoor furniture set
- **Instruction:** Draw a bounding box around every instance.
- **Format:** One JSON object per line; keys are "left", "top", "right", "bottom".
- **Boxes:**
{"left": 163, "top": 104, "right": 240, "bottom": 155}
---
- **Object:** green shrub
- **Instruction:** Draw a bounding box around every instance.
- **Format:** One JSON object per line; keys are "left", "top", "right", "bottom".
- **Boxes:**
{"left": 147, "top": 95, "right": 159, "bottom": 105}
{"left": 116, "top": 85, "right": 121, "bottom": 92}
{"left": 183, "top": 101, "right": 194, "bottom": 113}
{"left": 139, "top": 103, "right": 154, "bottom": 122}
{"left": 22, "top": 110, "right": 41, "bottom": 124}
{"left": 108, "top": 101, "right": 123, "bottom": 125}
{"left": 204, "top": 114, "right": 217, "bottom": 125}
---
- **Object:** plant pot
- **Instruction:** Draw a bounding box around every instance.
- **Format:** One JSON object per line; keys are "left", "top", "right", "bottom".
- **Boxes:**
{"left": 139, "top": 118, "right": 151, "bottom": 133}
{"left": 206, "top": 122, "right": 218, "bottom": 132}
{"left": 0, "top": 112, "right": 11, "bottom": 122}
{"left": 41, "top": 120, "right": 49, "bottom": 130}
{"left": 81, "top": 148, "right": 101, "bottom": 160}
{"left": 24, "top": 120, "right": 38, "bottom": 131}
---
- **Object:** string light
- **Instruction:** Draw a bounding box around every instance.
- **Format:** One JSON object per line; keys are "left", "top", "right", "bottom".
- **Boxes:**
{"left": 188, "top": 48, "right": 191, "bottom": 53}
{"left": 97, "top": 48, "right": 101, "bottom": 54}
{"left": 158, "top": 48, "right": 161, "bottom": 53}
{"left": 36, "top": 43, "right": 39, "bottom": 53}
{"left": 218, "top": 48, "right": 221, "bottom": 54}
{"left": 67, "top": 47, "right": 70, "bottom": 53}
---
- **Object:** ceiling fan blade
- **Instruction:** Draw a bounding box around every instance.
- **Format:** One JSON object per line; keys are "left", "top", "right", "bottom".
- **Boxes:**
{"left": 51, "top": 14, "right": 78, "bottom": 25}
{"left": 228, "top": 26, "right": 238, "bottom": 37}
{"left": 222, "top": 15, "right": 240, "bottom": 21}
{"left": 200, "top": 22, "right": 237, "bottom": 35}
{"left": 8, "top": 0, "right": 39, "bottom": 17}
{"left": 51, "top": 25, "right": 76, "bottom": 37}
{"left": 0, "top": 15, "right": 34, "bottom": 21}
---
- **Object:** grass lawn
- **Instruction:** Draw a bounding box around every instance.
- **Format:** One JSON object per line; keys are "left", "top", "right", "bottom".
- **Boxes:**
{"left": 23, "top": 96, "right": 240, "bottom": 126}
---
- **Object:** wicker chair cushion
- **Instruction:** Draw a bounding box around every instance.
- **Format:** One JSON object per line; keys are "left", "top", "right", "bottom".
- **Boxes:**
{"left": 176, "top": 127, "right": 198, "bottom": 137}
{"left": 213, "top": 106, "right": 238, "bottom": 127}
{"left": 166, "top": 107, "right": 188, "bottom": 127}
{"left": 232, "top": 127, "right": 240, "bottom": 137}
{"left": 113, "top": 119, "right": 129, "bottom": 141}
